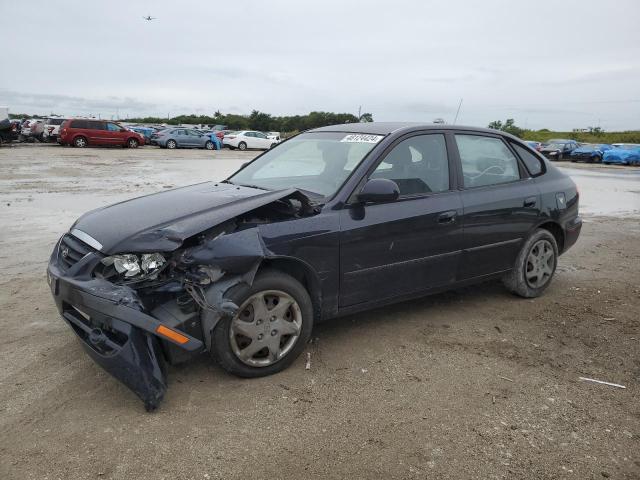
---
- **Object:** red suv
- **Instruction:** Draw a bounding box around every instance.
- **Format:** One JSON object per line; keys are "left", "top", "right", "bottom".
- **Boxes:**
{"left": 58, "top": 119, "right": 145, "bottom": 148}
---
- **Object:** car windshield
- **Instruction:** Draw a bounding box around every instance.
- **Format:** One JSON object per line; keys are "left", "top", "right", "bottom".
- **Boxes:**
{"left": 227, "top": 131, "right": 382, "bottom": 198}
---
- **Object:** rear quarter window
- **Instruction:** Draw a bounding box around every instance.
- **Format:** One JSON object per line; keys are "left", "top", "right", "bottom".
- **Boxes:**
{"left": 70, "top": 120, "right": 88, "bottom": 129}
{"left": 511, "top": 142, "right": 545, "bottom": 177}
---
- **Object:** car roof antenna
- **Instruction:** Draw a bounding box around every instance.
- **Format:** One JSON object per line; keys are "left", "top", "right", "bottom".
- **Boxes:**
{"left": 453, "top": 98, "right": 463, "bottom": 125}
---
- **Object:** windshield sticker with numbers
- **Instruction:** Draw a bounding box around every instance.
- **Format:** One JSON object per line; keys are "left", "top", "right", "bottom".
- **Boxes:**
{"left": 340, "top": 134, "right": 383, "bottom": 143}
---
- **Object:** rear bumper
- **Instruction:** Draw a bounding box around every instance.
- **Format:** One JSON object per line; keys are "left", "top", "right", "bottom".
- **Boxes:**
{"left": 563, "top": 216, "right": 582, "bottom": 253}
{"left": 47, "top": 246, "right": 203, "bottom": 410}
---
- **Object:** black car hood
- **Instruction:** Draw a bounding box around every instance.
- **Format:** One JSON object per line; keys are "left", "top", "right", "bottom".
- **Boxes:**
{"left": 71, "top": 182, "right": 302, "bottom": 254}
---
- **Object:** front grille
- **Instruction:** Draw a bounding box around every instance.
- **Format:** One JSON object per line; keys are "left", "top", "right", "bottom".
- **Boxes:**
{"left": 58, "top": 234, "right": 95, "bottom": 270}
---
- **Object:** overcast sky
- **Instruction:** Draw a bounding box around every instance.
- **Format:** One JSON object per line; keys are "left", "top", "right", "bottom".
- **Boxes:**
{"left": 1, "top": 0, "right": 639, "bottom": 130}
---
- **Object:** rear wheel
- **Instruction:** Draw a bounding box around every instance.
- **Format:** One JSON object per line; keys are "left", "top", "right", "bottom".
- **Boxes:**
{"left": 211, "top": 270, "right": 313, "bottom": 377}
{"left": 73, "top": 136, "right": 87, "bottom": 148}
{"left": 503, "top": 229, "right": 558, "bottom": 298}
{"left": 238, "top": 141, "right": 247, "bottom": 151}
{"left": 166, "top": 139, "right": 177, "bottom": 149}
{"left": 205, "top": 140, "right": 214, "bottom": 150}
{"left": 127, "top": 138, "right": 139, "bottom": 148}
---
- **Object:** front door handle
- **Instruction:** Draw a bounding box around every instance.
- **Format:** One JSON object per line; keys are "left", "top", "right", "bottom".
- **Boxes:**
{"left": 437, "top": 210, "right": 457, "bottom": 224}
{"left": 524, "top": 196, "right": 537, "bottom": 208}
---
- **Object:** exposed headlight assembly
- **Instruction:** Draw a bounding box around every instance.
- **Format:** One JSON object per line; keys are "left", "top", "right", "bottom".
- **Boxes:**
{"left": 101, "top": 253, "right": 166, "bottom": 280}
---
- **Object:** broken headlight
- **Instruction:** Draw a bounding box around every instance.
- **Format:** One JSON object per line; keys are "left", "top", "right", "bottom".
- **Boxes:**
{"left": 100, "top": 253, "right": 166, "bottom": 281}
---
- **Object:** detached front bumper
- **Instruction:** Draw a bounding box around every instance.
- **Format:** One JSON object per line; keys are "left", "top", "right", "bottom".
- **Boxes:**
{"left": 47, "top": 237, "right": 204, "bottom": 410}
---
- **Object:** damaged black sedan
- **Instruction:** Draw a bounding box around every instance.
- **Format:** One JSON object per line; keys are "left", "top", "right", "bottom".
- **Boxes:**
{"left": 47, "top": 123, "right": 582, "bottom": 410}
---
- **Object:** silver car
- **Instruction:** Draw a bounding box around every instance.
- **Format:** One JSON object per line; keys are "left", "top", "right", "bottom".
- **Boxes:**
{"left": 153, "top": 128, "right": 216, "bottom": 150}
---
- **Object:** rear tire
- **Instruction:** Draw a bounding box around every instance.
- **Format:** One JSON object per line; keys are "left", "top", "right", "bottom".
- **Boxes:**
{"left": 166, "top": 139, "right": 177, "bottom": 149}
{"left": 238, "top": 141, "right": 247, "bottom": 151}
{"left": 73, "top": 136, "right": 87, "bottom": 148}
{"left": 211, "top": 270, "right": 313, "bottom": 378}
{"left": 502, "top": 229, "right": 558, "bottom": 298}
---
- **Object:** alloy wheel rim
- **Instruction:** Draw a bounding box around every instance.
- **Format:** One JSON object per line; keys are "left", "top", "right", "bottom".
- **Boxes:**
{"left": 229, "top": 290, "right": 302, "bottom": 367}
{"left": 525, "top": 239, "right": 554, "bottom": 288}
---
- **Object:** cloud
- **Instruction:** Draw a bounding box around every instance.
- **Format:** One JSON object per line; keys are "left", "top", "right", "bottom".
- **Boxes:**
{"left": 0, "top": 89, "right": 157, "bottom": 115}
{"left": 0, "top": 0, "right": 639, "bottom": 129}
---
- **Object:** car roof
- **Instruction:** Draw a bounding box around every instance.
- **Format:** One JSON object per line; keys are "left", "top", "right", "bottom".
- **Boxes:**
{"left": 308, "top": 122, "right": 516, "bottom": 138}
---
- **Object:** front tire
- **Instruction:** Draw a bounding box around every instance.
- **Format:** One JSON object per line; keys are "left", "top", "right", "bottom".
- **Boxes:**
{"left": 127, "top": 138, "right": 139, "bottom": 148}
{"left": 211, "top": 270, "right": 313, "bottom": 378}
{"left": 503, "top": 229, "right": 558, "bottom": 298}
{"left": 238, "top": 141, "right": 247, "bottom": 151}
{"left": 74, "top": 136, "right": 87, "bottom": 148}
{"left": 205, "top": 140, "right": 214, "bottom": 150}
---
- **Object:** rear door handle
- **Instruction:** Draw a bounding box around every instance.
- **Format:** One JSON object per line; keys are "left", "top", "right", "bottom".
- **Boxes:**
{"left": 437, "top": 210, "right": 457, "bottom": 224}
{"left": 524, "top": 196, "right": 537, "bottom": 208}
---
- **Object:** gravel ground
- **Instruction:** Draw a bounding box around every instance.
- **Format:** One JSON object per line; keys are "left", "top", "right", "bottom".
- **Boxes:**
{"left": 0, "top": 144, "right": 639, "bottom": 479}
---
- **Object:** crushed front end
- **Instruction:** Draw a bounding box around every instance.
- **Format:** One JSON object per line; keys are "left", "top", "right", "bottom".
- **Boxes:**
{"left": 47, "top": 188, "right": 317, "bottom": 410}
{"left": 47, "top": 232, "right": 207, "bottom": 411}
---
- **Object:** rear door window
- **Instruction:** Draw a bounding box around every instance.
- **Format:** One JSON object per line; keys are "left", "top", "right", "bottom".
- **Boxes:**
{"left": 87, "top": 121, "right": 105, "bottom": 130}
{"left": 455, "top": 134, "right": 521, "bottom": 188}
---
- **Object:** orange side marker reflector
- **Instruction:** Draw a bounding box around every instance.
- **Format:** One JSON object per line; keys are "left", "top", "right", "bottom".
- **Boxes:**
{"left": 156, "top": 325, "right": 189, "bottom": 344}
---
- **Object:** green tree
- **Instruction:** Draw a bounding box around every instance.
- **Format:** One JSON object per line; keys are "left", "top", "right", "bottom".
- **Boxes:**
{"left": 487, "top": 119, "right": 524, "bottom": 138}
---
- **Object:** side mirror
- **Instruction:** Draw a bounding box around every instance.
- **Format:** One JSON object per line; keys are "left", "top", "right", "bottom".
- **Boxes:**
{"left": 357, "top": 178, "right": 400, "bottom": 203}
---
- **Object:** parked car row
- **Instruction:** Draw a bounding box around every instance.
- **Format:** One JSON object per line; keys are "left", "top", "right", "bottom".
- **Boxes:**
{"left": 525, "top": 138, "right": 640, "bottom": 166}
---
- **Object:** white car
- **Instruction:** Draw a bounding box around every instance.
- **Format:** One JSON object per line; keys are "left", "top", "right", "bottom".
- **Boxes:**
{"left": 21, "top": 119, "right": 45, "bottom": 139}
{"left": 223, "top": 130, "right": 279, "bottom": 151}
{"left": 43, "top": 117, "right": 68, "bottom": 142}
{"left": 266, "top": 131, "right": 281, "bottom": 142}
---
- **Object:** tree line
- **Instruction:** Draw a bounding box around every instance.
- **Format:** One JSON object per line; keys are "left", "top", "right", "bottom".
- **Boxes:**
{"left": 488, "top": 118, "right": 640, "bottom": 144}
{"left": 124, "top": 110, "right": 374, "bottom": 133}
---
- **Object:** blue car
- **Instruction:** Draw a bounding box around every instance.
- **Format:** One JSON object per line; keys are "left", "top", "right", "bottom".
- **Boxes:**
{"left": 127, "top": 126, "right": 156, "bottom": 141}
{"left": 603, "top": 144, "right": 640, "bottom": 165}
{"left": 202, "top": 131, "right": 222, "bottom": 150}
{"left": 569, "top": 144, "right": 612, "bottom": 163}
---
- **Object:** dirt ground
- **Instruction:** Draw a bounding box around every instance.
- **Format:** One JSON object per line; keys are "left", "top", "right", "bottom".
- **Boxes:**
{"left": 1, "top": 144, "right": 639, "bottom": 479}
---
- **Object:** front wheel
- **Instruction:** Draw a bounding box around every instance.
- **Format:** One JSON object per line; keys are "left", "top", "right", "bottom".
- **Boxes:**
{"left": 205, "top": 140, "right": 214, "bottom": 150}
{"left": 503, "top": 229, "right": 558, "bottom": 298}
{"left": 238, "top": 141, "right": 247, "bottom": 151}
{"left": 127, "top": 138, "right": 139, "bottom": 148}
{"left": 211, "top": 270, "right": 313, "bottom": 377}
